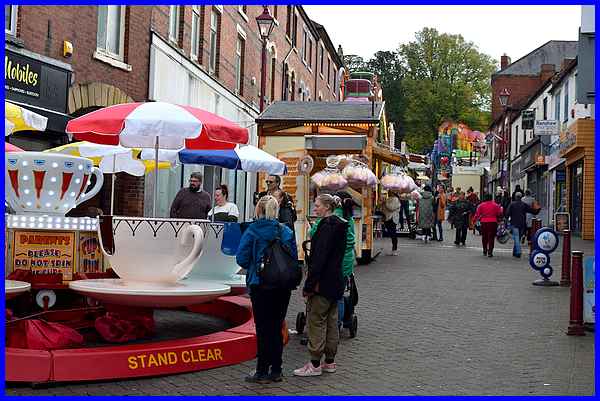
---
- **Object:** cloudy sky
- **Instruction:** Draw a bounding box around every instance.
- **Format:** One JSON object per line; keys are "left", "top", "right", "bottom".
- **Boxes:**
{"left": 304, "top": 5, "right": 582, "bottom": 66}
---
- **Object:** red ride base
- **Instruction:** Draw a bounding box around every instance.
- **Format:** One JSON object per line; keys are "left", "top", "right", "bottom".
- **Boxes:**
{"left": 6, "top": 296, "right": 256, "bottom": 383}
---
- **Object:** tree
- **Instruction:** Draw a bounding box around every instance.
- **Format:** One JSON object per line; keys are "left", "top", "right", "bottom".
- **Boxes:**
{"left": 343, "top": 54, "right": 366, "bottom": 73}
{"left": 398, "top": 28, "right": 496, "bottom": 153}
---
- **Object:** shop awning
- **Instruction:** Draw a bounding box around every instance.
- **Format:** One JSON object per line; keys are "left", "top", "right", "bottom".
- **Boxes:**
{"left": 372, "top": 143, "right": 407, "bottom": 166}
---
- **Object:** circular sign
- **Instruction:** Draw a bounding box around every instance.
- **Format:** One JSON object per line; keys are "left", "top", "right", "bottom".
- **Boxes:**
{"left": 530, "top": 250, "right": 550, "bottom": 271}
{"left": 533, "top": 228, "right": 559, "bottom": 253}
{"left": 540, "top": 265, "right": 554, "bottom": 279}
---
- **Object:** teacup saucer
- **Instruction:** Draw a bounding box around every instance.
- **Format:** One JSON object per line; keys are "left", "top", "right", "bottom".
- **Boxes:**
{"left": 69, "top": 279, "right": 231, "bottom": 308}
{"left": 5, "top": 280, "right": 31, "bottom": 300}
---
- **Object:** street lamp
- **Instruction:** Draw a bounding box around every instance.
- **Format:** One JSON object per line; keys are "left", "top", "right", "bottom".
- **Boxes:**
{"left": 256, "top": 6, "right": 276, "bottom": 112}
{"left": 498, "top": 88, "right": 511, "bottom": 108}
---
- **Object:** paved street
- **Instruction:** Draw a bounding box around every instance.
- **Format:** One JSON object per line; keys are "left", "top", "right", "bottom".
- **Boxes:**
{"left": 7, "top": 225, "right": 594, "bottom": 395}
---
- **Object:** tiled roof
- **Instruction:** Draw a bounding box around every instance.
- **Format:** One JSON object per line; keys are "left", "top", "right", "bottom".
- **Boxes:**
{"left": 493, "top": 40, "right": 578, "bottom": 76}
{"left": 256, "top": 101, "right": 384, "bottom": 123}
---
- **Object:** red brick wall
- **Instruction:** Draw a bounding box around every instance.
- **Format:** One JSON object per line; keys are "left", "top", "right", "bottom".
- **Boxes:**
{"left": 16, "top": 5, "right": 152, "bottom": 102}
{"left": 491, "top": 75, "right": 544, "bottom": 121}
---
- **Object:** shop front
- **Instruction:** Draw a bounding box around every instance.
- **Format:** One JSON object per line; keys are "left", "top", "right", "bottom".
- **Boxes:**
{"left": 545, "top": 138, "right": 567, "bottom": 228}
{"left": 5, "top": 46, "right": 72, "bottom": 150}
{"left": 521, "top": 138, "right": 549, "bottom": 224}
{"left": 559, "top": 119, "right": 595, "bottom": 239}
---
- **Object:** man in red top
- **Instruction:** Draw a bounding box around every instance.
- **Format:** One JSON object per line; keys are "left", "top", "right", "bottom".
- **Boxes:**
{"left": 473, "top": 193, "right": 504, "bottom": 257}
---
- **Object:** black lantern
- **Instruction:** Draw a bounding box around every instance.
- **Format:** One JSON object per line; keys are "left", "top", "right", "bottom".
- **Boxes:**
{"left": 499, "top": 88, "right": 511, "bottom": 108}
{"left": 255, "top": 6, "right": 275, "bottom": 40}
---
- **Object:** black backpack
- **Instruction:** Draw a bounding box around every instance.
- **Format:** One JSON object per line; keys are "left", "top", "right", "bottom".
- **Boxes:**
{"left": 257, "top": 225, "right": 302, "bottom": 290}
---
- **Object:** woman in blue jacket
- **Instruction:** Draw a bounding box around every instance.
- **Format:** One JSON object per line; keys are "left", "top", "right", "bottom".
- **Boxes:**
{"left": 236, "top": 195, "right": 298, "bottom": 384}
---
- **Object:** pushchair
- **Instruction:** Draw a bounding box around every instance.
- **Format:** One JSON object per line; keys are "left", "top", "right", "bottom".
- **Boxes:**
{"left": 296, "top": 240, "right": 359, "bottom": 344}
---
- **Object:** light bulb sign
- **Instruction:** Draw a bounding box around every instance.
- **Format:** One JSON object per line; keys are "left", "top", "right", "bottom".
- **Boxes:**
{"left": 529, "top": 227, "right": 560, "bottom": 282}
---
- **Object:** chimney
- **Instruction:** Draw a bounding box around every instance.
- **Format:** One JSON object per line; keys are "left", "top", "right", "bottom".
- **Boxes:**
{"left": 540, "top": 63, "right": 556, "bottom": 82}
{"left": 500, "top": 53, "right": 511, "bottom": 70}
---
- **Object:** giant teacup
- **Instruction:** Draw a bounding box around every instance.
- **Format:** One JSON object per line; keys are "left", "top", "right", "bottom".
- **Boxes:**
{"left": 98, "top": 216, "right": 205, "bottom": 284}
{"left": 5, "top": 152, "right": 104, "bottom": 216}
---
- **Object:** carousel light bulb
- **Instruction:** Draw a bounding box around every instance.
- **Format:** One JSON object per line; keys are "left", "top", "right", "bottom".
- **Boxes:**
{"left": 79, "top": 225, "right": 85, "bottom": 230}
{"left": 37, "top": 223, "right": 44, "bottom": 228}
{"left": 70, "top": 192, "right": 76, "bottom": 197}
{"left": 52, "top": 162, "right": 58, "bottom": 168}
{"left": 22, "top": 175, "right": 29, "bottom": 181}
{"left": 22, "top": 161, "right": 28, "bottom": 167}
{"left": 78, "top": 164, "right": 84, "bottom": 170}
{"left": 48, "top": 190, "right": 55, "bottom": 196}
{"left": 47, "top": 217, "right": 53, "bottom": 223}
{"left": 55, "top": 224, "right": 61, "bottom": 229}
{"left": 20, "top": 216, "right": 26, "bottom": 222}
{"left": 86, "top": 225, "right": 92, "bottom": 231}
{"left": 28, "top": 223, "right": 35, "bottom": 228}
{"left": 64, "top": 218, "right": 70, "bottom": 223}
{"left": 64, "top": 224, "right": 70, "bottom": 230}
{"left": 72, "top": 218, "right": 78, "bottom": 224}
{"left": 47, "top": 224, "right": 52, "bottom": 229}
{"left": 51, "top": 177, "right": 57, "bottom": 183}
{"left": 20, "top": 223, "right": 26, "bottom": 228}
{"left": 29, "top": 217, "right": 35, "bottom": 222}
{"left": 75, "top": 178, "right": 81, "bottom": 184}
{"left": 24, "top": 189, "right": 30, "bottom": 195}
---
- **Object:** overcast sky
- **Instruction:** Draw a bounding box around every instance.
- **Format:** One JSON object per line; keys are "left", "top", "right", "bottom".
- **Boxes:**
{"left": 304, "top": 5, "right": 582, "bottom": 66}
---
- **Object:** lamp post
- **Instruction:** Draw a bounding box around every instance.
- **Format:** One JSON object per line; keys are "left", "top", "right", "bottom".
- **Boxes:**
{"left": 498, "top": 88, "right": 511, "bottom": 189}
{"left": 256, "top": 6, "right": 276, "bottom": 112}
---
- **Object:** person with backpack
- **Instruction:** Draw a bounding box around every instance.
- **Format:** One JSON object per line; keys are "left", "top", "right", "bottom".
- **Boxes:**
{"left": 273, "top": 189, "right": 297, "bottom": 232}
{"left": 294, "top": 194, "right": 347, "bottom": 377}
{"left": 236, "top": 195, "right": 299, "bottom": 384}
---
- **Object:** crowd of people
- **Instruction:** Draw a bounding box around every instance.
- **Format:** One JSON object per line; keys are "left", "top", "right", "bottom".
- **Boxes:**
{"left": 379, "top": 183, "right": 541, "bottom": 258}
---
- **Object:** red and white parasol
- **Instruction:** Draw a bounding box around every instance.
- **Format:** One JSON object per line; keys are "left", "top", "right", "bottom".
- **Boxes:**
{"left": 66, "top": 102, "right": 249, "bottom": 216}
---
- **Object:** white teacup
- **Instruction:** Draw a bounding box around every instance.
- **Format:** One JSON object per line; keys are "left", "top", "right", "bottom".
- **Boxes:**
{"left": 97, "top": 216, "right": 205, "bottom": 284}
{"left": 5, "top": 152, "right": 104, "bottom": 216}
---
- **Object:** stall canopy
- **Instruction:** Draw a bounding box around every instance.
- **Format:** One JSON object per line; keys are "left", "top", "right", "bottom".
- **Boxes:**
{"left": 256, "top": 101, "right": 384, "bottom": 125}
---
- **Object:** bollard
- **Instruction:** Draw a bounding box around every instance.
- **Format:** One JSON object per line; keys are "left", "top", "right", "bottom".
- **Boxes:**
{"left": 560, "top": 229, "right": 571, "bottom": 286}
{"left": 530, "top": 218, "right": 542, "bottom": 252}
{"left": 567, "top": 251, "right": 585, "bottom": 336}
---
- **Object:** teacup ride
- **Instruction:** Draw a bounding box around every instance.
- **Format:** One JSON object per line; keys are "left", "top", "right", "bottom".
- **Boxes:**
{"left": 5, "top": 280, "right": 31, "bottom": 300}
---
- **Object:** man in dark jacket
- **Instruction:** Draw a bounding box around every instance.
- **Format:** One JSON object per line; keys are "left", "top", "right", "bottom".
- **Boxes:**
{"left": 169, "top": 172, "right": 211, "bottom": 219}
{"left": 449, "top": 191, "right": 474, "bottom": 246}
{"left": 505, "top": 192, "right": 539, "bottom": 258}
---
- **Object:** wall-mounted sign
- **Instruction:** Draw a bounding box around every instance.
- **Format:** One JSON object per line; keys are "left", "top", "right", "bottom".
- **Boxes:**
{"left": 11, "top": 230, "right": 76, "bottom": 281}
{"left": 78, "top": 231, "right": 103, "bottom": 274}
{"left": 559, "top": 131, "right": 577, "bottom": 155}
{"left": 521, "top": 110, "right": 535, "bottom": 130}
{"left": 554, "top": 212, "right": 570, "bottom": 232}
{"left": 535, "top": 155, "right": 546, "bottom": 165}
{"left": 5, "top": 54, "right": 40, "bottom": 98}
{"left": 534, "top": 120, "right": 559, "bottom": 136}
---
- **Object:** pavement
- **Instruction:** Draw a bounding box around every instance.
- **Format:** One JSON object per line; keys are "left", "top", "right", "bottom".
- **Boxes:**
{"left": 6, "top": 223, "right": 595, "bottom": 395}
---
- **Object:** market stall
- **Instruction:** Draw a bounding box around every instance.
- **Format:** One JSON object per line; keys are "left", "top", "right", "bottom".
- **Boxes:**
{"left": 256, "top": 101, "right": 406, "bottom": 263}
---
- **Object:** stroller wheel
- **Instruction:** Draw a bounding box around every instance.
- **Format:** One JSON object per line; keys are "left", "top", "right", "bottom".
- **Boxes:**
{"left": 296, "top": 312, "right": 306, "bottom": 335}
{"left": 349, "top": 315, "right": 358, "bottom": 338}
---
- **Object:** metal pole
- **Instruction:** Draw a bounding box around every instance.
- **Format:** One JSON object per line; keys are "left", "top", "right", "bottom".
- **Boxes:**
{"left": 110, "top": 153, "right": 116, "bottom": 215}
{"left": 567, "top": 251, "right": 585, "bottom": 336}
{"left": 560, "top": 229, "right": 571, "bottom": 286}
{"left": 211, "top": 167, "right": 217, "bottom": 223}
{"left": 153, "top": 136, "right": 159, "bottom": 218}
{"left": 259, "top": 37, "right": 267, "bottom": 113}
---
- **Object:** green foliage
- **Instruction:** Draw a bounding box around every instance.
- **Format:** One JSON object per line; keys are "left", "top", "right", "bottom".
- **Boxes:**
{"left": 352, "top": 28, "right": 497, "bottom": 154}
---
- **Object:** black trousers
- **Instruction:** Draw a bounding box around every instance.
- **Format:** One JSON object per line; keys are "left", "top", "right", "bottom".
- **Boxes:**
{"left": 455, "top": 225, "right": 468, "bottom": 244}
{"left": 384, "top": 219, "right": 398, "bottom": 250}
{"left": 398, "top": 201, "right": 410, "bottom": 229}
{"left": 250, "top": 287, "right": 291, "bottom": 375}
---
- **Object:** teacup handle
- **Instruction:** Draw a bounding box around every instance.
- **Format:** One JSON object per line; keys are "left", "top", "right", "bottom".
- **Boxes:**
{"left": 76, "top": 167, "right": 104, "bottom": 206}
{"left": 172, "top": 225, "right": 205, "bottom": 279}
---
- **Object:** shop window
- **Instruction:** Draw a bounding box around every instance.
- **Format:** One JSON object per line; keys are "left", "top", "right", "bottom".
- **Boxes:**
{"left": 209, "top": 8, "right": 221, "bottom": 76}
{"left": 168, "top": 6, "right": 180, "bottom": 44}
{"left": 235, "top": 35, "right": 245, "bottom": 95}
{"left": 96, "top": 5, "right": 125, "bottom": 61}
{"left": 191, "top": 6, "right": 201, "bottom": 60}
{"left": 5, "top": 5, "right": 17, "bottom": 36}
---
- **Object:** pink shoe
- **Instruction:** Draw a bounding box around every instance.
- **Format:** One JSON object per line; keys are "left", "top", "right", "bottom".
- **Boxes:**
{"left": 320, "top": 362, "right": 337, "bottom": 373}
{"left": 293, "top": 362, "right": 322, "bottom": 376}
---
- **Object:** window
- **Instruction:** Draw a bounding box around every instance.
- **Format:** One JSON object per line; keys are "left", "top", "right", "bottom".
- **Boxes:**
{"left": 320, "top": 45, "right": 324, "bottom": 75}
{"left": 191, "top": 6, "right": 201, "bottom": 60}
{"left": 543, "top": 97, "right": 548, "bottom": 120}
{"left": 563, "top": 81, "right": 569, "bottom": 122}
{"left": 270, "top": 56, "right": 276, "bottom": 101}
{"left": 292, "top": 11, "right": 298, "bottom": 46}
{"left": 327, "top": 57, "right": 331, "bottom": 86}
{"left": 5, "top": 5, "right": 17, "bottom": 35}
{"left": 302, "top": 29, "right": 308, "bottom": 62}
{"left": 209, "top": 9, "right": 221, "bottom": 75}
{"left": 97, "top": 5, "right": 125, "bottom": 60}
{"left": 238, "top": 5, "right": 248, "bottom": 21}
{"left": 273, "top": 5, "right": 278, "bottom": 21}
{"left": 285, "top": 6, "right": 292, "bottom": 38}
{"left": 235, "top": 35, "right": 245, "bottom": 95}
{"left": 554, "top": 90, "right": 561, "bottom": 122}
{"left": 168, "top": 6, "right": 180, "bottom": 43}
{"left": 308, "top": 40, "right": 313, "bottom": 68}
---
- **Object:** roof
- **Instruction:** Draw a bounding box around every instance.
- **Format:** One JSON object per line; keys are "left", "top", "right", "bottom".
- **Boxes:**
{"left": 256, "top": 101, "right": 385, "bottom": 123}
{"left": 549, "top": 58, "right": 578, "bottom": 94}
{"left": 493, "top": 41, "right": 578, "bottom": 77}
{"left": 310, "top": 19, "right": 343, "bottom": 67}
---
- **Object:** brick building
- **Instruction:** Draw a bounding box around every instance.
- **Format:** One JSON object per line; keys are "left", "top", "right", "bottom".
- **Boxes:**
{"left": 5, "top": 5, "right": 344, "bottom": 218}
{"left": 486, "top": 40, "right": 577, "bottom": 193}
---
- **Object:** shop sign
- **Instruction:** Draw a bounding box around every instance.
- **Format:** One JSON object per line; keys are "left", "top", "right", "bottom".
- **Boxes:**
{"left": 535, "top": 155, "right": 546, "bottom": 165}
{"left": 12, "top": 230, "right": 76, "bottom": 281}
{"left": 583, "top": 256, "right": 595, "bottom": 324}
{"left": 78, "top": 231, "right": 103, "bottom": 274}
{"left": 534, "top": 120, "right": 559, "bottom": 136}
{"left": 559, "top": 131, "right": 577, "bottom": 155}
{"left": 5, "top": 53, "right": 40, "bottom": 98}
{"left": 554, "top": 212, "right": 570, "bottom": 232}
{"left": 521, "top": 110, "right": 535, "bottom": 130}
{"left": 452, "top": 165, "right": 482, "bottom": 175}
{"left": 4, "top": 48, "right": 71, "bottom": 113}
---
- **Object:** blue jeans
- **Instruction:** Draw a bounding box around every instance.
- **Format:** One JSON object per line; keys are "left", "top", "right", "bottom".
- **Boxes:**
{"left": 511, "top": 226, "right": 522, "bottom": 256}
